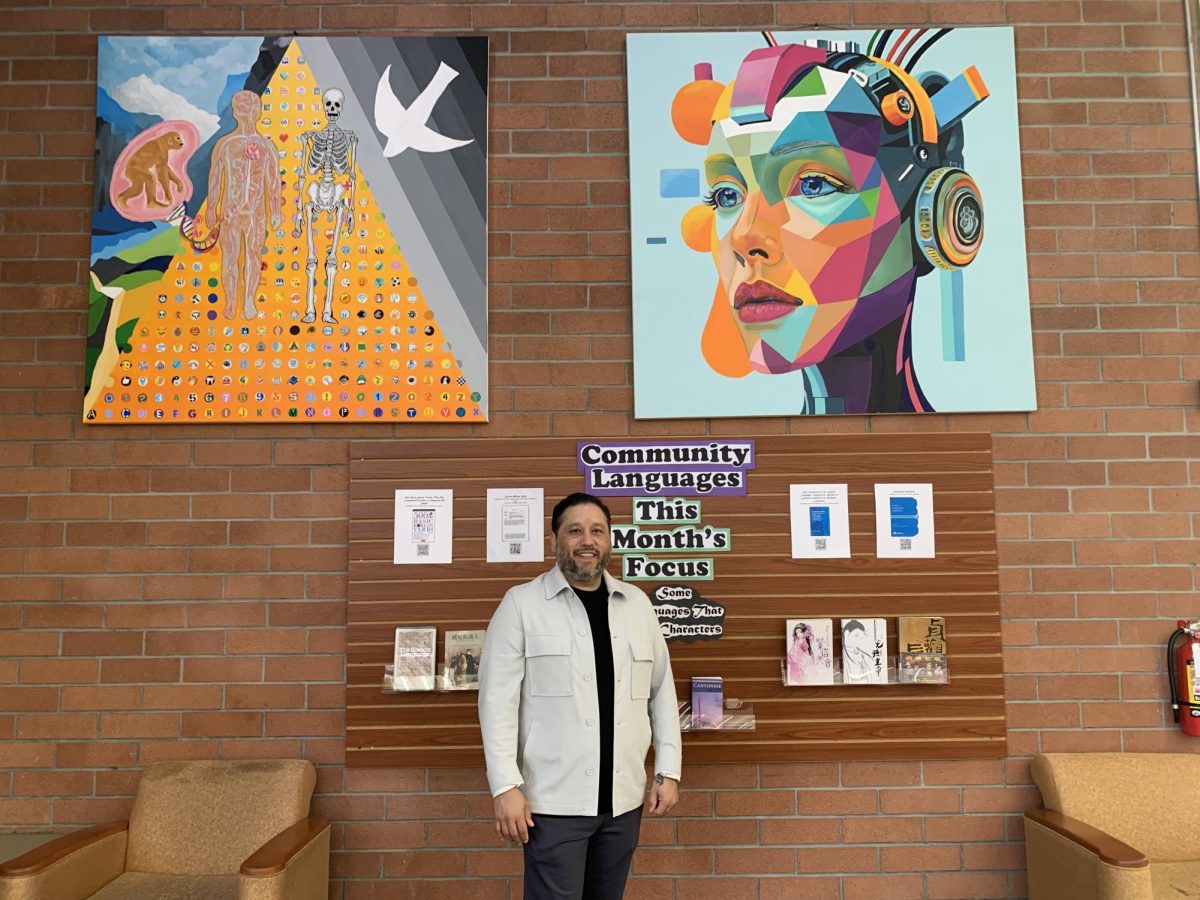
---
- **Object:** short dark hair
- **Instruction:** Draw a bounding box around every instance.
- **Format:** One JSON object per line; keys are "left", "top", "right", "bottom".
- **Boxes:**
{"left": 551, "top": 492, "right": 611, "bottom": 534}
{"left": 843, "top": 619, "right": 865, "bottom": 634}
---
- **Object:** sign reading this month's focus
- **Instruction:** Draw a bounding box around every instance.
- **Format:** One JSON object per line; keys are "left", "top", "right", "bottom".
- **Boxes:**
{"left": 611, "top": 496, "right": 730, "bottom": 581}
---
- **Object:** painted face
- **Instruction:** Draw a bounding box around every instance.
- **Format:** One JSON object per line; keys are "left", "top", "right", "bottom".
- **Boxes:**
{"left": 551, "top": 502, "right": 612, "bottom": 588}
{"left": 705, "top": 64, "right": 916, "bottom": 374}
{"left": 843, "top": 625, "right": 870, "bottom": 654}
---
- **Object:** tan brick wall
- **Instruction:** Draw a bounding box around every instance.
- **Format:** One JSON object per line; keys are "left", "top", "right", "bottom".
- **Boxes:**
{"left": 1, "top": 1, "right": 1198, "bottom": 897}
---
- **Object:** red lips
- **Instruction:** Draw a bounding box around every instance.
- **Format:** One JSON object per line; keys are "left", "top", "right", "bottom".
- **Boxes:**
{"left": 734, "top": 281, "right": 801, "bottom": 324}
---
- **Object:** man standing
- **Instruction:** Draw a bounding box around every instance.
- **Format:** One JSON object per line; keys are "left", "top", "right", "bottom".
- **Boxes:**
{"left": 479, "top": 492, "right": 682, "bottom": 899}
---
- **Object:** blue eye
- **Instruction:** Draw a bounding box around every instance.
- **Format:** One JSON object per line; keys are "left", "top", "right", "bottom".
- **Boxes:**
{"left": 704, "top": 184, "right": 744, "bottom": 211}
{"left": 792, "top": 174, "right": 845, "bottom": 199}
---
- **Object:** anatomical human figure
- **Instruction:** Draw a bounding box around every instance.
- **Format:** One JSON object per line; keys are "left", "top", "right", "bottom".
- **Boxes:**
{"left": 205, "top": 90, "right": 281, "bottom": 320}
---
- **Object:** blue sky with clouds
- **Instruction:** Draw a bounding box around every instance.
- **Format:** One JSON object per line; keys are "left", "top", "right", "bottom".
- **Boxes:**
{"left": 98, "top": 36, "right": 264, "bottom": 114}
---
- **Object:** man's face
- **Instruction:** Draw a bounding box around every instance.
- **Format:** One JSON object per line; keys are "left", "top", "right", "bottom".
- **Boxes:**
{"left": 551, "top": 502, "right": 612, "bottom": 588}
{"left": 844, "top": 626, "right": 869, "bottom": 655}
{"left": 704, "top": 64, "right": 915, "bottom": 373}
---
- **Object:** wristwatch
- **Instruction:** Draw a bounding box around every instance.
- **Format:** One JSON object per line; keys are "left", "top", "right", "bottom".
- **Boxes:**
{"left": 654, "top": 773, "right": 676, "bottom": 785}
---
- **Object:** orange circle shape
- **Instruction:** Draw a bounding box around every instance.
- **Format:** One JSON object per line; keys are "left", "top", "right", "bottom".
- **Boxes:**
{"left": 680, "top": 204, "right": 714, "bottom": 253}
{"left": 671, "top": 78, "right": 726, "bottom": 145}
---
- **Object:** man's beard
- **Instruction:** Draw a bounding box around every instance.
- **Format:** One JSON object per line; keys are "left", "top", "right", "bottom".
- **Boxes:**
{"left": 556, "top": 545, "right": 611, "bottom": 585}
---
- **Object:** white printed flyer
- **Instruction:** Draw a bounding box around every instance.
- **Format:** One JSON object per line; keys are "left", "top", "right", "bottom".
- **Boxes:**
{"left": 789, "top": 483, "right": 851, "bottom": 558}
{"left": 486, "top": 487, "right": 544, "bottom": 562}
{"left": 394, "top": 489, "right": 454, "bottom": 564}
{"left": 874, "top": 483, "right": 935, "bottom": 558}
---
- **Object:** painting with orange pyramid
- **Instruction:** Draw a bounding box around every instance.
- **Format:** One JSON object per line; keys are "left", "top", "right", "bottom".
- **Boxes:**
{"left": 86, "top": 36, "right": 488, "bottom": 424}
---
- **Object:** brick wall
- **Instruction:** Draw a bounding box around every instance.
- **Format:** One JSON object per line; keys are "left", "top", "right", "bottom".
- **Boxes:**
{"left": 2, "top": 1, "right": 1198, "bottom": 898}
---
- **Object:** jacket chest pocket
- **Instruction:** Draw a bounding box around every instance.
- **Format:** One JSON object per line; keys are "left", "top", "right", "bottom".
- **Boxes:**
{"left": 525, "top": 634, "right": 573, "bottom": 697}
{"left": 630, "top": 640, "right": 654, "bottom": 700}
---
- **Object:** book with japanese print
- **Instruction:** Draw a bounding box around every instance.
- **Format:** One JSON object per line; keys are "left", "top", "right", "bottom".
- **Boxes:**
{"left": 898, "top": 616, "right": 948, "bottom": 684}
{"left": 443, "top": 629, "right": 485, "bottom": 690}
{"left": 392, "top": 626, "right": 437, "bottom": 690}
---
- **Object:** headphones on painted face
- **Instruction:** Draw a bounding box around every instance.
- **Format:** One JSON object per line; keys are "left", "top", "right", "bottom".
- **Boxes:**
{"left": 826, "top": 53, "right": 985, "bottom": 273}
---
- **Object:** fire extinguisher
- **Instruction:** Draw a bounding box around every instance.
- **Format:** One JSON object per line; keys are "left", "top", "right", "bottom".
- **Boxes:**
{"left": 1167, "top": 620, "right": 1200, "bottom": 736}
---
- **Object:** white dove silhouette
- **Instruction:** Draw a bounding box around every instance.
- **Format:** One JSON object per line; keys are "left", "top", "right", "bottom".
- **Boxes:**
{"left": 374, "top": 62, "right": 474, "bottom": 156}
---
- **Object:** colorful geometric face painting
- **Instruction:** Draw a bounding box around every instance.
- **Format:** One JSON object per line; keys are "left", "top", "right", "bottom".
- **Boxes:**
{"left": 86, "top": 36, "right": 488, "bottom": 424}
{"left": 627, "top": 29, "right": 1035, "bottom": 417}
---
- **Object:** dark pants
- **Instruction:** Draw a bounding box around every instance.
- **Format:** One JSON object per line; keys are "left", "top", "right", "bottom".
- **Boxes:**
{"left": 523, "top": 806, "right": 643, "bottom": 900}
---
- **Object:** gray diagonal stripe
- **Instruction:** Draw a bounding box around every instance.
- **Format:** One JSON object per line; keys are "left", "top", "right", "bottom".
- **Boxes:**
{"left": 299, "top": 36, "right": 488, "bottom": 413}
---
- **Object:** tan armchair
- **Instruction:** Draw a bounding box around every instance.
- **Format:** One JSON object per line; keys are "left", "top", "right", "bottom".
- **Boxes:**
{"left": 0, "top": 759, "right": 329, "bottom": 900}
{"left": 1025, "top": 752, "right": 1200, "bottom": 900}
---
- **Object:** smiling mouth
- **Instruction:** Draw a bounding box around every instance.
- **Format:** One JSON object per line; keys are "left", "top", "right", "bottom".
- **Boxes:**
{"left": 734, "top": 282, "right": 802, "bottom": 324}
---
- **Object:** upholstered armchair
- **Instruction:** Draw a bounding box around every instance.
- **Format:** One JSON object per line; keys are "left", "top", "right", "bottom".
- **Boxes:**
{"left": 1025, "top": 752, "right": 1200, "bottom": 900}
{"left": 0, "top": 759, "right": 329, "bottom": 900}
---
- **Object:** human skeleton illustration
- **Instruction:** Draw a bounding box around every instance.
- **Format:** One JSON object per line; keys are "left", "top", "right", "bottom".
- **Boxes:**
{"left": 293, "top": 87, "right": 357, "bottom": 324}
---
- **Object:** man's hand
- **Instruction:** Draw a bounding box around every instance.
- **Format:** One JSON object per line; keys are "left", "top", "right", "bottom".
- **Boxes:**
{"left": 493, "top": 787, "right": 534, "bottom": 844}
{"left": 646, "top": 776, "right": 678, "bottom": 816}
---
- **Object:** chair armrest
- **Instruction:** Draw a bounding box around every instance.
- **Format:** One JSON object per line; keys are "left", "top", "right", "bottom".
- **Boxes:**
{"left": 0, "top": 822, "right": 128, "bottom": 877}
{"left": 1024, "top": 809, "right": 1147, "bottom": 868}
{"left": 240, "top": 817, "right": 330, "bottom": 877}
{"left": 0, "top": 822, "right": 127, "bottom": 900}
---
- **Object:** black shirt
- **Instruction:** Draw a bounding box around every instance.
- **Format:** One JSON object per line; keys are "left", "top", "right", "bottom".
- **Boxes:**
{"left": 573, "top": 582, "right": 614, "bottom": 816}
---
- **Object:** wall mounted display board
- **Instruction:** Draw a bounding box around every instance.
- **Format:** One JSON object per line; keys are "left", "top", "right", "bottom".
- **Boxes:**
{"left": 347, "top": 432, "right": 1004, "bottom": 767}
{"left": 627, "top": 28, "right": 1035, "bottom": 418}
{"left": 85, "top": 35, "right": 488, "bottom": 424}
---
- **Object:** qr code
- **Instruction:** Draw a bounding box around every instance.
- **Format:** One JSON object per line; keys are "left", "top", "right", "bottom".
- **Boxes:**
{"left": 899, "top": 538, "right": 912, "bottom": 551}
{"left": 814, "top": 538, "right": 827, "bottom": 552}
{"left": 508, "top": 542, "right": 522, "bottom": 556}
{"left": 417, "top": 544, "right": 430, "bottom": 557}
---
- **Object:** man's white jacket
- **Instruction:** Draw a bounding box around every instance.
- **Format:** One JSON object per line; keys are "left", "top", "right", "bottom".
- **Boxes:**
{"left": 478, "top": 566, "right": 682, "bottom": 816}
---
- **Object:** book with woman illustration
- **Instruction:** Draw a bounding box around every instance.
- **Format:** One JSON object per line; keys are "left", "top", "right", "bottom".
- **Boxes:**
{"left": 784, "top": 618, "right": 834, "bottom": 686}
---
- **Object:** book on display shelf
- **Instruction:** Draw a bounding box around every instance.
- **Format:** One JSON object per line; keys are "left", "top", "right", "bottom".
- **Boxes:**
{"left": 690, "top": 676, "right": 723, "bottom": 730}
{"left": 392, "top": 626, "right": 437, "bottom": 691}
{"left": 443, "top": 629, "right": 485, "bottom": 690}
{"left": 898, "top": 616, "right": 948, "bottom": 684}
{"left": 784, "top": 618, "right": 834, "bottom": 686}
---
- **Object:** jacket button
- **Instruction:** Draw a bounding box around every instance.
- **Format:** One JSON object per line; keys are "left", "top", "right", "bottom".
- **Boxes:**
{"left": 584, "top": 674, "right": 592, "bottom": 682}
{"left": 586, "top": 768, "right": 595, "bottom": 776}
{"left": 586, "top": 718, "right": 595, "bottom": 726}
{"left": 578, "top": 630, "right": 586, "bottom": 636}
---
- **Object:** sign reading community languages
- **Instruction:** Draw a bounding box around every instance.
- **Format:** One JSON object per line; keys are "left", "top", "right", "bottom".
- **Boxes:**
{"left": 650, "top": 585, "right": 726, "bottom": 642}
{"left": 576, "top": 439, "right": 755, "bottom": 496}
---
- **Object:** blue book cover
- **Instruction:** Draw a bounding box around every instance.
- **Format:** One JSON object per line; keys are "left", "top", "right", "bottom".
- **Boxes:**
{"left": 691, "top": 676, "right": 723, "bottom": 729}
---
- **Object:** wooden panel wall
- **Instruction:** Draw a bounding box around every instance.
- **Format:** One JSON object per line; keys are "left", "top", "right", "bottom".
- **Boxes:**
{"left": 347, "top": 432, "right": 1005, "bottom": 767}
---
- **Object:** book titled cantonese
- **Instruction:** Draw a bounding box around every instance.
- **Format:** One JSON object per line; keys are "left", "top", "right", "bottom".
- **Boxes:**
{"left": 690, "top": 676, "right": 723, "bottom": 730}
{"left": 392, "top": 626, "right": 437, "bottom": 691}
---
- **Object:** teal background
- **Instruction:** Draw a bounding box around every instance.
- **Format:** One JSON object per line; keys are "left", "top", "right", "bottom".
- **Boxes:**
{"left": 627, "top": 28, "right": 1037, "bottom": 419}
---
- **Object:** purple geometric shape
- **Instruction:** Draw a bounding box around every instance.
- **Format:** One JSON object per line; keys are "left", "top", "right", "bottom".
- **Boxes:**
{"left": 827, "top": 111, "right": 882, "bottom": 163}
